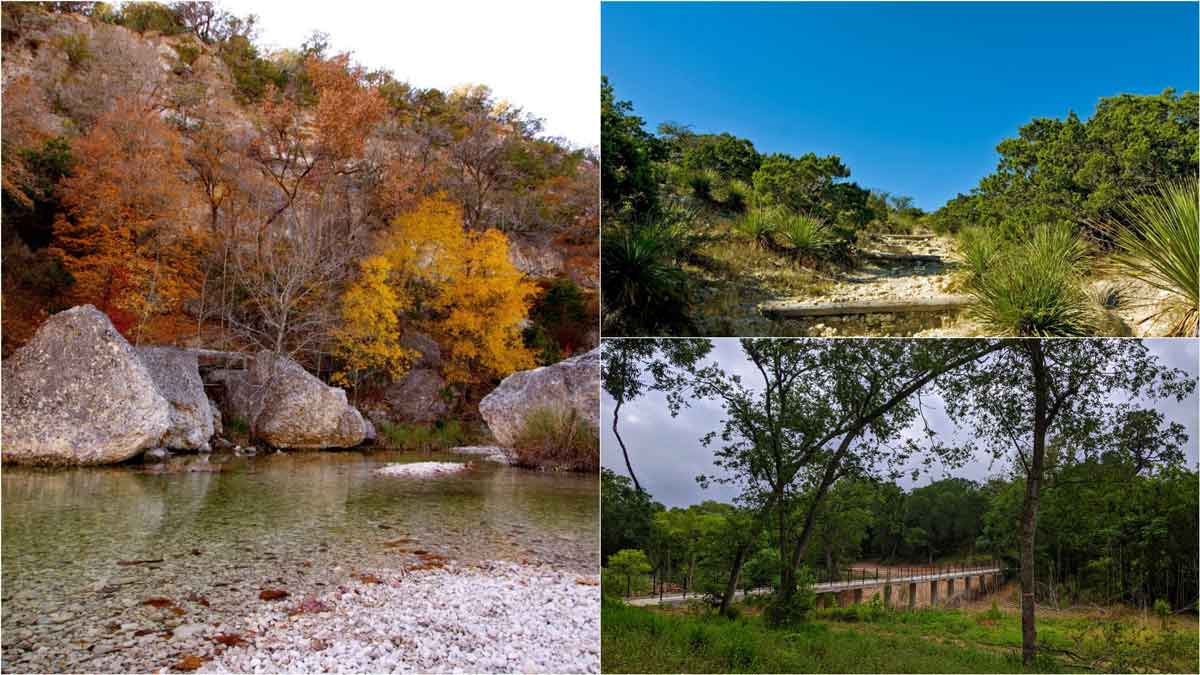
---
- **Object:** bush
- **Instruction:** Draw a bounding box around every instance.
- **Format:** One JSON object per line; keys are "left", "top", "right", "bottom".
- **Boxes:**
{"left": 171, "top": 37, "right": 201, "bottom": 66}
{"left": 225, "top": 414, "right": 250, "bottom": 438}
{"left": 1107, "top": 178, "right": 1199, "bottom": 336}
{"left": 764, "top": 567, "right": 816, "bottom": 627}
{"left": 376, "top": 420, "right": 466, "bottom": 452}
{"left": 523, "top": 278, "right": 590, "bottom": 365}
{"left": 733, "top": 206, "right": 782, "bottom": 245}
{"left": 601, "top": 215, "right": 694, "bottom": 335}
{"left": 54, "top": 34, "right": 91, "bottom": 69}
{"left": 962, "top": 223, "right": 1096, "bottom": 336}
{"left": 117, "top": 2, "right": 185, "bottom": 34}
{"left": 511, "top": 405, "right": 598, "bottom": 471}
{"left": 778, "top": 212, "right": 835, "bottom": 259}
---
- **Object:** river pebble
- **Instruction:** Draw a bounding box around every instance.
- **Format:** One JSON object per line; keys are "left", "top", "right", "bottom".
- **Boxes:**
{"left": 201, "top": 561, "right": 599, "bottom": 674}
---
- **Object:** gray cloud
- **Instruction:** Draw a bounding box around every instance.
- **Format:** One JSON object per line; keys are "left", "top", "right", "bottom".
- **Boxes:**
{"left": 602, "top": 339, "right": 1199, "bottom": 508}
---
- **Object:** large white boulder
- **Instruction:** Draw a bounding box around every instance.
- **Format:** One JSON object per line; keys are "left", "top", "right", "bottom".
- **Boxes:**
{"left": 1, "top": 306, "right": 171, "bottom": 465}
{"left": 136, "top": 347, "right": 214, "bottom": 450}
{"left": 223, "top": 351, "right": 366, "bottom": 449}
{"left": 478, "top": 348, "right": 599, "bottom": 447}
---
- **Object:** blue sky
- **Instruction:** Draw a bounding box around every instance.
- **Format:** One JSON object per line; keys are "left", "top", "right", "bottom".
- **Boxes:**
{"left": 602, "top": 1, "right": 1199, "bottom": 210}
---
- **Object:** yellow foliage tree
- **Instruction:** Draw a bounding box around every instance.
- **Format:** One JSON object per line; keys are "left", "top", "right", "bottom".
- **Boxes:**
{"left": 331, "top": 255, "right": 415, "bottom": 387}
{"left": 332, "top": 196, "right": 535, "bottom": 389}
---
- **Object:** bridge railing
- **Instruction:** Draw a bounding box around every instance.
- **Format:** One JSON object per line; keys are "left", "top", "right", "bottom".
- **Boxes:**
{"left": 811, "top": 559, "right": 1003, "bottom": 587}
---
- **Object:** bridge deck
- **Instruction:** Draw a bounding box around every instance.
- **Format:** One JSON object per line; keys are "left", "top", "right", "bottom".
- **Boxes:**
{"left": 627, "top": 566, "right": 1002, "bottom": 607}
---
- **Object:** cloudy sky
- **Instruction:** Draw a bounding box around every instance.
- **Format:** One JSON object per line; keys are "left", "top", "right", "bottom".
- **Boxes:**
{"left": 602, "top": 339, "right": 1200, "bottom": 508}
{"left": 221, "top": 0, "right": 598, "bottom": 147}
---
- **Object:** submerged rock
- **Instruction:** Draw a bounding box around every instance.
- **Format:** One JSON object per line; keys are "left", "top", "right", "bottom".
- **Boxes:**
{"left": 136, "top": 347, "right": 214, "bottom": 450}
{"left": 478, "top": 348, "right": 600, "bottom": 447}
{"left": 223, "top": 351, "right": 367, "bottom": 449}
{"left": 1, "top": 306, "right": 171, "bottom": 465}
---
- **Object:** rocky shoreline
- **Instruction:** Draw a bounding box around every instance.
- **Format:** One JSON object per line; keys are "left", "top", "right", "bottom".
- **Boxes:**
{"left": 199, "top": 562, "right": 599, "bottom": 674}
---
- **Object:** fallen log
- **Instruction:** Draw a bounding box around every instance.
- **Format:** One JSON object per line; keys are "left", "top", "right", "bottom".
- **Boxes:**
{"left": 760, "top": 294, "right": 972, "bottom": 318}
{"left": 876, "top": 233, "right": 936, "bottom": 240}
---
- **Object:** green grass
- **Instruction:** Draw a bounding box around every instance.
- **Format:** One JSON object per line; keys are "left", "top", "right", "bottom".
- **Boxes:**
{"left": 601, "top": 597, "right": 1197, "bottom": 673}
{"left": 511, "top": 405, "right": 599, "bottom": 471}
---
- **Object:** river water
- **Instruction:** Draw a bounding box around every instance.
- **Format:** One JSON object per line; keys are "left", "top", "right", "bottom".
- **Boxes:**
{"left": 0, "top": 451, "right": 597, "bottom": 672}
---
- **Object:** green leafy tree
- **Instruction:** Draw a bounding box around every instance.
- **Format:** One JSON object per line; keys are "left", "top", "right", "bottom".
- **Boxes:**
{"left": 608, "top": 548, "right": 653, "bottom": 598}
{"left": 938, "top": 339, "right": 1194, "bottom": 665}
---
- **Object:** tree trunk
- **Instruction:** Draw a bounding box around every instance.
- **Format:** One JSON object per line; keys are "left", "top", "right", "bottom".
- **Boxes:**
{"left": 611, "top": 399, "right": 642, "bottom": 492}
{"left": 720, "top": 543, "right": 750, "bottom": 616}
{"left": 1019, "top": 339, "right": 1050, "bottom": 667}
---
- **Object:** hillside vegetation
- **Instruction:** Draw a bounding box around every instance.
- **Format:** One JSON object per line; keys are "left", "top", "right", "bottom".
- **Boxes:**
{"left": 600, "top": 76, "right": 1198, "bottom": 337}
{"left": 2, "top": 2, "right": 598, "bottom": 403}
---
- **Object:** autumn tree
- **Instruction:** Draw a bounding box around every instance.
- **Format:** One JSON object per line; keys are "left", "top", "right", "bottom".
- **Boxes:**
{"left": 50, "top": 100, "right": 203, "bottom": 342}
{"left": 333, "top": 197, "right": 536, "bottom": 390}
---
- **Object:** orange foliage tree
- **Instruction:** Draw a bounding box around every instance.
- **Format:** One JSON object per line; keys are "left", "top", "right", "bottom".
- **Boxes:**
{"left": 50, "top": 101, "right": 204, "bottom": 342}
{"left": 333, "top": 196, "right": 536, "bottom": 388}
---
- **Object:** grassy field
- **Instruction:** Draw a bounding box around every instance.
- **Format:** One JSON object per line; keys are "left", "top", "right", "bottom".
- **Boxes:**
{"left": 601, "top": 596, "right": 1199, "bottom": 673}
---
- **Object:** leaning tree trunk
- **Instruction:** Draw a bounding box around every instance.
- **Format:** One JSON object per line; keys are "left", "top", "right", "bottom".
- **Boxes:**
{"left": 719, "top": 543, "right": 751, "bottom": 616}
{"left": 1019, "top": 339, "right": 1050, "bottom": 667}
{"left": 611, "top": 399, "right": 642, "bottom": 492}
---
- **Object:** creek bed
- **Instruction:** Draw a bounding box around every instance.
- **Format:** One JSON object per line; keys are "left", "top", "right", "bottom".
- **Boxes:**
{"left": 1, "top": 450, "right": 598, "bottom": 673}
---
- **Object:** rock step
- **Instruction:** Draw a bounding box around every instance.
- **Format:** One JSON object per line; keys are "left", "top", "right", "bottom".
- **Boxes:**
{"left": 858, "top": 250, "right": 945, "bottom": 264}
{"left": 760, "top": 294, "right": 972, "bottom": 318}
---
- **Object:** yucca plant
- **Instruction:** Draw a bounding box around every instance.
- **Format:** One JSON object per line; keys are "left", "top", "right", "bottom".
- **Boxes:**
{"left": 964, "top": 223, "right": 1097, "bottom": 336}
{"left": 601, "top": 216, "right": 693, "bottom": 335}
{"left": 1107, "top": 178, "right": 1199, "bottom": 336}
{"left": 779, "top": 213, "right": 835, "bottom": 259}
{"left": 734, "top": 206, "right": 784, "bottom": 246}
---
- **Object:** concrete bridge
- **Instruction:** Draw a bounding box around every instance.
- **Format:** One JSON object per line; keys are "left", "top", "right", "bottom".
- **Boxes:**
{"left": 628, "top": 563, "right": 1005, "bottom": 609}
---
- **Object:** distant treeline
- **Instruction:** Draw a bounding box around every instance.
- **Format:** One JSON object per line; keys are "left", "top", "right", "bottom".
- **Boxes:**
{"left": 603, "top": 459, "right": 1199, "bottom": 611}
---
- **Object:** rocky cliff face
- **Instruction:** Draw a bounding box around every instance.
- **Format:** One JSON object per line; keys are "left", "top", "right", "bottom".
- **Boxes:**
{"left": 1, "top": 306, "right": 171, "bottom": 465}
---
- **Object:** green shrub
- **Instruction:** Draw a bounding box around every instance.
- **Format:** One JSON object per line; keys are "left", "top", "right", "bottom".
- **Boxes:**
{"left": 118, "top": 2, "right": 184, "bottom": 34}
{"left": 225, "top": 414, "right": 250, "bottom": 438}
{"left": 733, "top": 206, "right": 783, "bottom": 244}
{"left": 511, "top": 405, "right": 598, "bottom": 471}
{"left": 376, "top": 420, "right": 466, "bottom": 452}
{"left": 962, "top": 223, "right": 1096, "bottom": 336}
{"left": 54, "top": 34, "right": 91, "bottom": 69}
{"left": 172, "top": 37, "right": 201, "bottom": 66}
{"left": 523, "top": 278, "right": 590, "bottom": 365}
{"left": 601, "top": 216, "right": 693, "bottom": 335}
{"left": 778, "top": 212, "right": 835, "bottom": 259}
{"left": 764, "top": 567, "right": 817, "bottom": 627}
{"left": 1108, "top": 178, "right": 1199, "bottom": 336}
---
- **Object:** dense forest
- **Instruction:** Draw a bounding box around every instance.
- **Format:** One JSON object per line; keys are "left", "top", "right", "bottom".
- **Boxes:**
{"left": 604, "top": 464, "right": 1199, "bottom": 613}
{"left": 600, "top": 76, "right": 1197, "bottom": 337}
{"left": 2, "top": 2, "right": 598, "bottom": 403}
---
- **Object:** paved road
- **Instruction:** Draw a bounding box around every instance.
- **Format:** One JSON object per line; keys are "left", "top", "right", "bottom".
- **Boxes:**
{"left": 627, "top": 566, "right": 1003, "bottom": 607}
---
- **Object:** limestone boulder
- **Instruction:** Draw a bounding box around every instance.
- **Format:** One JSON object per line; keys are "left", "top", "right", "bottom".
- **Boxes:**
{"left": 1, "top": 306, "right": 171, "bottom": 465}
{"left": 479, "top": 348, "right": 600, "bottom": 447}
{"left": 223, "top": 351, "right": 366, "bottom": 449}
{"left": 384, "top": 368, "right": 452, "bottom": 422}
{"left": 136, "top": 347, "right": 213, "bottom": 450}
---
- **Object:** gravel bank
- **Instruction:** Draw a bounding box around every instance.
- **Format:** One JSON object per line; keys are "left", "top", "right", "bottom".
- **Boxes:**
{"left": 200, "top": 562, "right": 599, "bottom": 674}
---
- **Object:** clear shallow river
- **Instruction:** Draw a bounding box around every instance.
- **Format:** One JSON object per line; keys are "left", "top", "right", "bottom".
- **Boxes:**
{"left": 1, "top": 451, "right": 598, "bottom": 672}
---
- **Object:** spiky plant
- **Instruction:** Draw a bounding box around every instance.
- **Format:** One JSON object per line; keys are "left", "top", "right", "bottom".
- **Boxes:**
{"left": 1108, "top": 178, "right": 1199, "bottom": 336}
{"left": 734, "top": 206, "right": 784, "bottom": 246}
{"left": 601, "top": 216, "right": 693, "bottom": 335}
{"left": 779, "top": 213, "right": 835, "bottom": 259}
{"left": 964, "top": 223, "right": 1097, "bottom": 336}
